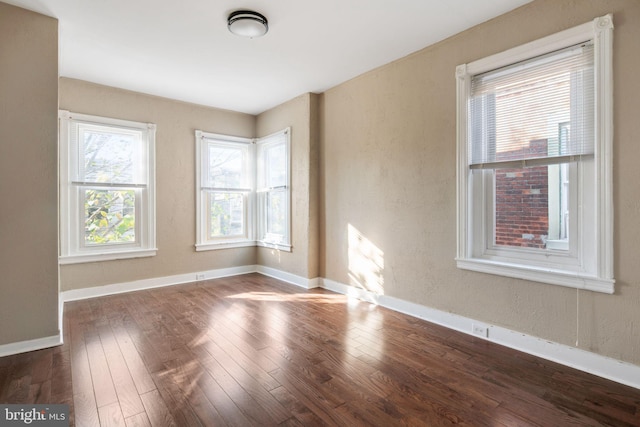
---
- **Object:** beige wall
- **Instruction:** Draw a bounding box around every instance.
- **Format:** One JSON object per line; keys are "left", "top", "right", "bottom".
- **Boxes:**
{"left": 256, "top": 93, "right": 320, "bottom": 279}
{"left": 0, "top": 3, "right": 59, "bottom": 345}
{"left": 4, "top": 0, "right": 639, "bottom": 371}
{"left": 320, "top": 0, "right": 640, "bottom": 366}
{"left": 59, "top": 78, "right": 256, "bottom": 291}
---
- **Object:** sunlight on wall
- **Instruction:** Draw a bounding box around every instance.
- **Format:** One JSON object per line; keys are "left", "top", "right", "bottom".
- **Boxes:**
{"left": 348, "top": 223, "right": 385, "bottom": 295}
{"left": 268, "top": 247, "right": 282, "bottom": 263}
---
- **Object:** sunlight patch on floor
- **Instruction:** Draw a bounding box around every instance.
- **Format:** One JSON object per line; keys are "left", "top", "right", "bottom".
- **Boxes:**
{"left": 226, "top": 291, "right": 347, "bottom": 304}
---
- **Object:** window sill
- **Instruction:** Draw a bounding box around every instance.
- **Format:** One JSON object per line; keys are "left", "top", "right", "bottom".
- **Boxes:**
{"left": 195, "top": 241, "right": 256, "bottom": 251}
{"left": 546, "top": 240, "right": 569, "bottom": 251}
{"left": 195, "top": 240, "right": 292, "bottom": 252}
{"left": 59, "top": 248, "right": 157, "bottom": 265}
{"left": 257, "top": 241, "right": 292, "bottom": 252}
{"left": 456, "top": 258, "right": 614, "bottom": 294}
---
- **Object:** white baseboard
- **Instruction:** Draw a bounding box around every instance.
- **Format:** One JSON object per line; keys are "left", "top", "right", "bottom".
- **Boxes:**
{"left": 2, "top": 266, "right": 259, "bottom": 358}
{"left": 256, "top": 265, "right": 320, "bottom": 289}
{"left": 60, "top": 265, "right": 257, "bottom": 302}
{"left": 320, "top": 278, "right": 640, "bottom": 391}
{"left": 0, "top": 334, "right": 62, "bottom": 358}
{"left": 9, "top": 267, "right": 636, "bottom": 391}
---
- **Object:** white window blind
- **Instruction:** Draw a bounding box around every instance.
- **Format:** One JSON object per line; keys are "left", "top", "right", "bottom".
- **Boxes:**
{"left": 469, "top": 42, "right": 594, "bottom": 169}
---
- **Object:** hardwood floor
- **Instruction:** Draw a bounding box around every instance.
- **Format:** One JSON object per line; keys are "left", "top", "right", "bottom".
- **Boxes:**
{"left": 1, "top": 273, "right": 639, "bottom": 426}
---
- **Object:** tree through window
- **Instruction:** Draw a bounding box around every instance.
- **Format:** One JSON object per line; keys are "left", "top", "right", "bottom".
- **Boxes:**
{"left": 59, "top": 111, "right": 156, "bottom": 264}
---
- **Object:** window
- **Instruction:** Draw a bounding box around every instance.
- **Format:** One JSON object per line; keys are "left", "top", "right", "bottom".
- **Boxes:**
{"left": 455, "top": 14, "right": 614, "bottom": 293}
{"left": 257, "top": 130, "right": 291, "bottom": 250}
{"left": 195, "top": 128, "right": 290, "bottom": 251}
{"left": 196, "top": 132, "right": 254, "bottom": 249}
{"left": 59, "top": 111, "right": 156, "bottom": 264}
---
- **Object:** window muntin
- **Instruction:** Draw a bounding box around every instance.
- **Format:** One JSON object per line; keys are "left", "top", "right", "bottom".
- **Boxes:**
{"left": 456, "top": 15, "right": 614, "bottom": 293}
{"left": 59, "top": 111, "right": 156, "bottom": 264}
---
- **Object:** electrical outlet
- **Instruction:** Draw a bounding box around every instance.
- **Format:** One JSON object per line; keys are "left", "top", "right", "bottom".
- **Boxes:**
{"left": 196, "top": 273, "right": 205, "bottom": 280}
{"left": 472, "top": 323, "right": 488, "bottom": 338}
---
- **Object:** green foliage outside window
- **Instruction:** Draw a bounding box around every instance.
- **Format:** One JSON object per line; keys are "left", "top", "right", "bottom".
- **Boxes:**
{"left": 84, "top": 189, "right": 135, "bottom": 245}
{"left": 209, "top": 192, "right": 243, "bottom": 238}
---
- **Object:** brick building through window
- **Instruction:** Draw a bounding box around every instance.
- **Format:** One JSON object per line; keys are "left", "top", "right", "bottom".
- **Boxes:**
{"left": 495, "top": 139, "right": 550, "bottom": 249}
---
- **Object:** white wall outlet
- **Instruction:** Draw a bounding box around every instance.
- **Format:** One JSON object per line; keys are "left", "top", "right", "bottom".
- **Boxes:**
{"left": 472, "top": 323, "right": 489, "bottom": 338}
{"left": 196, "top": 273, "right": 205, "bottom": 280}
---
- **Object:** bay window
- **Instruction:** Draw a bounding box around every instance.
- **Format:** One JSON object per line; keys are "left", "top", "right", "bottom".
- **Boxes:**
{"left": 196, "top": 128, "right": 290, "bottom": 251}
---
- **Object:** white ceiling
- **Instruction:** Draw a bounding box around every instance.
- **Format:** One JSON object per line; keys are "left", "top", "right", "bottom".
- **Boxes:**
{"left": 6, "top": 0, "right": 532, "bottom": 115}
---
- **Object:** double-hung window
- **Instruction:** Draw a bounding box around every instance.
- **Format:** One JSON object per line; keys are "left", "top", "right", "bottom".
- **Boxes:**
{"left": 455, "top": 15, "right": 614, "bottom": 293}
{"left": 257, "top": 130, "right": 291, "bottom": 250}
{"left": 196, "top": 132, "right": 254, "bottom": 249}
{"left": 59, "top": 111, "right": 156, "bottom": 264}
{"left": 195, "top": 128, "right": 290, "bottom": 251}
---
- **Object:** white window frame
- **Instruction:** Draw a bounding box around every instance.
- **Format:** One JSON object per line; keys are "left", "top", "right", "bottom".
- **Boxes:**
{"left": 195, "top": 131, "right": 255, "bottom": 251}
{"left": 455, "top": 14, "right": 614, "bottom": 293}
{"left": 195, "top": 128, "right": 291, "bottom": 252}
{"left": 257, "top": 128, "right": 292, "bottom": 251}
{"left": 59, "top": 111, "right": 157, "bottom": 264}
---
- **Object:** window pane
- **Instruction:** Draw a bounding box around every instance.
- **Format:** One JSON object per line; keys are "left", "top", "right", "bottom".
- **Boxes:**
{"left": 266, "top": 190, "right": 286, "bottom": 240}
{"left": 265, "top": 143, "right": 286, "bottom": 188}
{"left": 208, "top": 192, "right": 245, "bottom": 238}
{"left": 494, "top": 164, "right": 568, "bottom": 250}
{"left": 84, "top": 189, "right": 136, "bottom": 245}
{"left": 83, "top": 130, "right": 139, "bottom": 184}
{"left": 208, "top": 145, "right": 246, "bottom": 188}
{"left": 495, "top": 164, "right": 569, "bottom": 250}
{"left": 547, "top": 163, "right": 570, "bottom": 247}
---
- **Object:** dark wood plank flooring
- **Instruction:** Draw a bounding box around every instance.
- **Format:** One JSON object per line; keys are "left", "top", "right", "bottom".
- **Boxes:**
{"left": 1, "top": 273, "right": 639, "bottom": 426}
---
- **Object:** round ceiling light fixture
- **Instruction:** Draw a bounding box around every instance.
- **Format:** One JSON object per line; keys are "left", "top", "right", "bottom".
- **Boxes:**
{"left": 227, "top": 10, "right": 268, "bottom": 38}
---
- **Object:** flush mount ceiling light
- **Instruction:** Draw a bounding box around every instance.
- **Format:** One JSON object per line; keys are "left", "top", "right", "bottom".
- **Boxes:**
{"left": 228, "top": 10, "right": 268, "bottom": 38}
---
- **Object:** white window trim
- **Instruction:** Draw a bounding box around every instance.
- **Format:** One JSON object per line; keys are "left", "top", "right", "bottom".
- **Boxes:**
{"left": 256, "top": 128, "right": 292, "bottom": 252}
{"left": 59, "top": 110, "right": 157, "bottom": 264}
{"left": 455, "top": 14, "right": 614, "bottom": 293}
{"left": 195, "top": 131, "right": 255, "bottom": 251}
{"left": 195, "top": 129, "right": 292, "bottom": 252}
{"left": 257, "top": 241, "right": 292, "bottom": 252}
